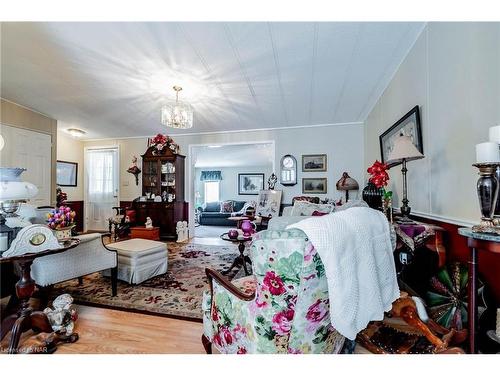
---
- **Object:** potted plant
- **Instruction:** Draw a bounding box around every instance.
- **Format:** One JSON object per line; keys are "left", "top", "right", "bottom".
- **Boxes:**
{"left": 149, "top": 133, "right": 179, "bottom": 155}
{"left": 47, "top": 205, "right": 76, "bottom": 241}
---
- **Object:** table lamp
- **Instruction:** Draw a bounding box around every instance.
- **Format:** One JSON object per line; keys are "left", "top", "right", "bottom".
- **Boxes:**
{"left": 336, "top": 172, "right": 359, "bottom": 202}
{"left": 387, "top": 135, "right": 424, "bottom": 218}
{"left": 0, "top": 167, "right": 39, "bottom": 252}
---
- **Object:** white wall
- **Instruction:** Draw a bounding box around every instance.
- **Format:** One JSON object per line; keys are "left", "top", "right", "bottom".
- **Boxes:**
{"left": 56, "top": 129, "right": 85, "bottom": 201}
{"left": 84, "top": 123, "right": 365, "bottom": 204}
{"left": 364, "top": 23, "right": 500, "bottom": 225}
{"left": 195, "top": 165, "right": 273, "bottom": 203}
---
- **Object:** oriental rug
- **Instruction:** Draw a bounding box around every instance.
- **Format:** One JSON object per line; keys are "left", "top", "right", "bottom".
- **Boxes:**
{"left": 51, "top": 242, "right": 254, "bottom": 321}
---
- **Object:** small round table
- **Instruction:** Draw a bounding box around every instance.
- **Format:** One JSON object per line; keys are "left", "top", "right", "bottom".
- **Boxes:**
{"left": 0, "top": 239, "right": 80, "bottom": 354}
{"left": 220, "top": 233, "right": 252, "bottom": 276}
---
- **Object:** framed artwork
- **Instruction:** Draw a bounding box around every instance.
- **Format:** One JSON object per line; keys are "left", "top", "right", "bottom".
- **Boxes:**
{"left": 379, "top": 105, "right": 423, "bottom": 166}
{"left": 302, "top": 178, "right": 327, "bottom": 194}
{"left": 56, "top": 161, "right": 78, "bottom": 187}
{"left": 256, "top": 190, "right": 282, "bottom": 217}
{"left": 238, "top": 173, "right": 265, "bottom": 195}
{"left": 302, "top": 154, "right": 327, "bottom": 172}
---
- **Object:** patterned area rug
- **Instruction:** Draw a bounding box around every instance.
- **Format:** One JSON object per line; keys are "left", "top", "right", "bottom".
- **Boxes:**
{"left": 51, "top": 242, "right": 253, "bottom": 321}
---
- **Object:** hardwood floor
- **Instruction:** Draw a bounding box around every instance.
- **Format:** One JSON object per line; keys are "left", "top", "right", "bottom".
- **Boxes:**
{"left": 1, "top": 304, "right": 206, "bottom": 354}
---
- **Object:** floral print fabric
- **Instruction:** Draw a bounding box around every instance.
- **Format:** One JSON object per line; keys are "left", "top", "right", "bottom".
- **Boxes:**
{"left": 202, "top": 228, "right": 345, "bottom": 354}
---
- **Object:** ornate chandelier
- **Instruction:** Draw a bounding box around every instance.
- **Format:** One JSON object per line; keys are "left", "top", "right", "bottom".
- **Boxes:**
{"left": 161, "top": 86, "right": 194, "bottom": 129}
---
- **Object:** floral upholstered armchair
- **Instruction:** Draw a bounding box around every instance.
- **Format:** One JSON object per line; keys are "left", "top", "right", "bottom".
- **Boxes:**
{"left": 202, "top": 228, "right": 346, "bottom": 354}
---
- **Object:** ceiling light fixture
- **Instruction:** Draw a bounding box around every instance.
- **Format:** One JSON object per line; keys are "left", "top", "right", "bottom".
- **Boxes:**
{"left": 161, "top": 86, "right": 194, "bottom": 129}
{"left": 66, "top": 128, "right": 86, "bottom": 138}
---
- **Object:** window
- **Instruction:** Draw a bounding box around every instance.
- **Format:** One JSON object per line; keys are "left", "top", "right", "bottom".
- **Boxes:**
{"left": 204, "top": 181, "right": 220, "bottom": 203}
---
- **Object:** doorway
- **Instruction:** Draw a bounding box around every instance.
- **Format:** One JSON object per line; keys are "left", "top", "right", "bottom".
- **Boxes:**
{"left": 84, "top": 146, "right": 119, "bottom": 231}
{"left": 188, "top": 141, "right": 275, "bottom": 239}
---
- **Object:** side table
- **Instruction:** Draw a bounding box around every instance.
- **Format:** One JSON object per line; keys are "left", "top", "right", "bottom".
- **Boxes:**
{"left": 219, "top": 233, "right": 252, "bottom": 276}
{"left": 0, "top": 239, "right": 80, "bottom": 354}
{"left": 458, "top": 227, "right": 500, "bottom": 353}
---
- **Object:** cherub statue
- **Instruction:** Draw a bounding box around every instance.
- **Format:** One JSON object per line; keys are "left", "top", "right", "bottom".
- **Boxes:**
{"left": 43, "top": 294, "right": 78, "bottom": 336}
{"left": 145, "top": 217, "right": 153, "bottom": 228}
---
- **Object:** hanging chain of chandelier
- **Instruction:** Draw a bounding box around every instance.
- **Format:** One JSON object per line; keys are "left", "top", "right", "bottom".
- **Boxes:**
{"left": 161, "top": 86, "right": 194, "bottom": 129}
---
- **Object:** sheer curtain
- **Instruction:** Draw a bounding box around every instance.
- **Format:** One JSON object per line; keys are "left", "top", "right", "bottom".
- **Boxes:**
{"left": 85, "top": 148, "right": 119, "bottom": 230}
{"left": 87, "top": 149, "right": 116, "bottom": 203}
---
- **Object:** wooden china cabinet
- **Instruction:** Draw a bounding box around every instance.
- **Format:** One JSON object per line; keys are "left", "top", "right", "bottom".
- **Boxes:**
{"left": 131, "top": 145, "right": 188, "bottom": 240}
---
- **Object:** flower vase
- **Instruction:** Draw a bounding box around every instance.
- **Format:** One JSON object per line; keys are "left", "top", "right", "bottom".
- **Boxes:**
{"left": 362, "top": 182, "right": 384, "bottom": 210}
{"left": 53, "top": 225, "right": 74, "bottom": 242}
{"left": 383, "top": 197, "right": 393, "bottom": 223}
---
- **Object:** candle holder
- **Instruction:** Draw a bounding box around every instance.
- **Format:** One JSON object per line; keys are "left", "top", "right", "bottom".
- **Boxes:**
{"left": 472, "top": 163, "right": 500, "bottom": 235}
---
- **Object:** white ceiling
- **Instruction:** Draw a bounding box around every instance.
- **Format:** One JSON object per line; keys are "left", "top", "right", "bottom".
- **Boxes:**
{"left": 193, "top": 143, "right": 273, "bottom": 168}
{"left": 1, "top": 22, "right": 424, "bottom": 139}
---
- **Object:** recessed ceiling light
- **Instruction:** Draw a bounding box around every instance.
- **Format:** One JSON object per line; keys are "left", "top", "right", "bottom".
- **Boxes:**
{"left": 66, "top": 128, "right": 86, "bottom": 138}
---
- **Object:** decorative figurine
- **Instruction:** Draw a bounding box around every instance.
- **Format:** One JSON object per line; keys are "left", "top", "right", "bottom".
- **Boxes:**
{"left": 43, "top": 294, "right": 78, "bottom": 336}
{"left": 228, "top": 229, "right": 239, "bottom": 239}
{"left": 176, "top": 221, "right": 188, "bottom": 242}
{"left": 145, "top": 217, "right": 153, "bottom": 229}
{"left": 126, "top": 156, "right": 142, "bottom": 186}
{"left": 267, "top": 173, "right": 278, "bottom": 190}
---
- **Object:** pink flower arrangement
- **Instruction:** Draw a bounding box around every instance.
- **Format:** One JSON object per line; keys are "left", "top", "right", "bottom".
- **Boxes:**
{"left": 263, "top": 271, "right": 286, "bottom": 296}
{"left": 46, "top": 206, "right": 76, "bottom": 229}
{"left": 272, "top": 309, "right": 294, "bottom": 335}
{"left": 306, "top": 299, "right": 329, "bottom": 323}
{"left": 149, "top": 133, "right": 179, "bottom": 154}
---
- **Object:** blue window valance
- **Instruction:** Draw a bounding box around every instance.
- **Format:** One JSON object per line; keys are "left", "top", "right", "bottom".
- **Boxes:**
{"left": 200, "top": 170, "right": 222, "bottom": 181}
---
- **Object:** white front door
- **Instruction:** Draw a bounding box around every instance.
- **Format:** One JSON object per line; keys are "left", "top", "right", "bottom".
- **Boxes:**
{"left": 84, "top": 147, "right": 119, "bottom": 231}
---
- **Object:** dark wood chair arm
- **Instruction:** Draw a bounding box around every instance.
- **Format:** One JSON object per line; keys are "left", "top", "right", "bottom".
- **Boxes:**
{"left": 100, "top": 233, "right": 118, "bottom": 254}
{"left": 205, "top": 268, "right": 255, "bottom": 302}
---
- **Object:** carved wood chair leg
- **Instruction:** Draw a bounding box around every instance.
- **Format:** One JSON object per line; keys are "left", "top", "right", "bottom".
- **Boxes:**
{"left": 0, "top": 313, "right": 18, "bottom": 341}
{"left": 111, "top": 267, "right": 118, "bottom": 297}
{"left": 7, "top": 315, "right": 29, "bottom": 354}
{"left": 400, "top": 305, "right": 446, "bottom": 351}
{"left": 201, "top": 334, "right": 212, "bottom": 354}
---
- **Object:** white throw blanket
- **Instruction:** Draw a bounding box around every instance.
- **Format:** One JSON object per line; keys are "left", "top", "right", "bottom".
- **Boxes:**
{"left": 288, "top": 207, "right": 400, "bottom": 340}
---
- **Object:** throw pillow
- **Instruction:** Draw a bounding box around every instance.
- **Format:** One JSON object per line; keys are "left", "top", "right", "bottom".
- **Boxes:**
{"left": 290, "top": 201, "right": 334, "bottom": 216}
{"left": 312, "top": 210, "right": 328, "bottom": 216}
{"left": 220, "top": 200, "right": 234, "bottom": 213}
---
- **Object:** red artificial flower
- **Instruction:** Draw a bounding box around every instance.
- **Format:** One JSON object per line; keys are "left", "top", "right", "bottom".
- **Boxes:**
{"left": 367, "top": 160, "right": 390, "bottom": 188}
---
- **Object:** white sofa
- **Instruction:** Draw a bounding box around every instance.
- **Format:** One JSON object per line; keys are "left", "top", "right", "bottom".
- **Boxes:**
{"left": 31, "top": 233, "right": 118, "bottom": 296}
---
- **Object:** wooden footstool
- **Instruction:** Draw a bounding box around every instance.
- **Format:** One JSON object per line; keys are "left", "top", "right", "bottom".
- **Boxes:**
{"left": 130, "top": 226, "right": 160, "bottom": 240}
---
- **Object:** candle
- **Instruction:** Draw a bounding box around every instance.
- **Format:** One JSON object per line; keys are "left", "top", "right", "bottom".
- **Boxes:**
{"left": 489, "top": 125, "right": 500, "bottom": 143}
{"left": 476, "top": 142, "right": 500, "bottom": 163}
{"left": 496, "top": 308, "right": 500, "bottom": 338}
{"left": 0, "top": 235, "right": 8, "bottom": 252}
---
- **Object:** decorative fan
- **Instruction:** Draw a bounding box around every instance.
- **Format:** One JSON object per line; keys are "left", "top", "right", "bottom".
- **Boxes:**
{"left": 426, "top": 262, "right": 486, "bottom": 330}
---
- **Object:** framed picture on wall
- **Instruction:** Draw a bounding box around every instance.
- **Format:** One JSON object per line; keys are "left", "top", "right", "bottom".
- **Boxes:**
{"left": 238, "top": 173, "right": 265, "bottom": 195}
{"left": 256, "top": 189, "right": 282, "bottom": 217}
{"left": 379, "top": 105, "right": 423, "bottom": 166}
{"left": 302, "top": 154, "right": 327, "bottom": 172}
{"left": 302, "top": 178, "right": 327, "bottom": 194}
{"left": 56, "top": 160, "right": 78, "bottom": 187}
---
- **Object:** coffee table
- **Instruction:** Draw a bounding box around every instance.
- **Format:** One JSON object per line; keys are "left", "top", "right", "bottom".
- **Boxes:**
{"left": 220, "top": 233, "right": 252, "bottom": 276}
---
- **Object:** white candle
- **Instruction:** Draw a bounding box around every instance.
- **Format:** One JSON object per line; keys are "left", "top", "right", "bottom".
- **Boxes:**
{"left": 476, "top": 142, "right": 500, "bottom": 163}
{"left": 0, "top": 235, "right": 8, "bottom": 252}
{"left": 496, "top": 308, "right": 500, "bottom": 338}
{"left": 489, "top": 125, "right": 500, "bottom": 143}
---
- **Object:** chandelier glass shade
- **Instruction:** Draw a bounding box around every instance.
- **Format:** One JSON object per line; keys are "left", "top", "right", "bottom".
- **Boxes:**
{"left": 161, "top": 86, "right": 194, "bottom": 129}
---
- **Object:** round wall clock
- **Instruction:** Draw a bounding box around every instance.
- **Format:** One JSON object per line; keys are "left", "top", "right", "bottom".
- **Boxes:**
{"left": 280, "top": 154, "right": 297, "bottom": 186}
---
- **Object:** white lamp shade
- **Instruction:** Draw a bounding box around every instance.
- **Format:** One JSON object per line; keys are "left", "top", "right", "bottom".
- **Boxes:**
{"left": 387, "top": 135, "right": 424, "bottom": 164}
{"left": 489, "top": 125, "right": 500, "bottom": 143}
{"left": 0, "top": 181, "right": 39, "bottom": 201}
{"left": 0, "top": 134, "right": 4, "bottom": 151}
